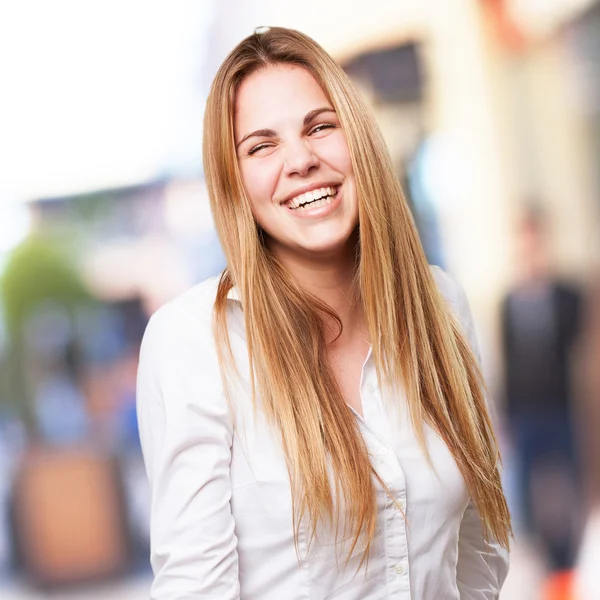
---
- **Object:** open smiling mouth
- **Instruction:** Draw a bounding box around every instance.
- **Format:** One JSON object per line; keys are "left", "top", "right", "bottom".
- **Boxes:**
{"left": 285, "top": 185, "right": 339, "bottom": 211}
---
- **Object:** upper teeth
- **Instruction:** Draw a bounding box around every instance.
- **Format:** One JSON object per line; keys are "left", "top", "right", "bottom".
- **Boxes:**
{"left": 287, "top": 186, "right": 335, "bottom": 209}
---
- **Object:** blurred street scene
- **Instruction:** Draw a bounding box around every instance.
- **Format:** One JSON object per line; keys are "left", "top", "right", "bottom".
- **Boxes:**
{"left": 1, "top": 1, "right": 600, "bottom": 599}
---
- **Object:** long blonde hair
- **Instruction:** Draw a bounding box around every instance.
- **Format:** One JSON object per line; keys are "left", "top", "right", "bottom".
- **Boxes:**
{"left": 203, "top": 26, "right": 511, "bottom": 559}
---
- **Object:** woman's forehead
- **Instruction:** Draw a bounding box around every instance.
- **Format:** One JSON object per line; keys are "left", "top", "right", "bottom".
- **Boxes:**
{"left": 234, "top": 65, "right": 329, "bottom": 129}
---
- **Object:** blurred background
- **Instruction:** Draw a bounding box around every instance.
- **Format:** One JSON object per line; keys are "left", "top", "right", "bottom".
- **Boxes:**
{"left": 0, "top": 0, "right": 599, "bottom": 598}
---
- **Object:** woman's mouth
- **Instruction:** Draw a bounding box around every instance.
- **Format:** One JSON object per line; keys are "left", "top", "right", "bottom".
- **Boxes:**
{"left": 284, "top": 185, "right": 339, "bottom": 211}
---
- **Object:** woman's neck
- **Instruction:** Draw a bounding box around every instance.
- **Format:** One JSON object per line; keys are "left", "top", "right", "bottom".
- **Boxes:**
{"left": 272, "top": 242, "right": 367, "bottom": 344}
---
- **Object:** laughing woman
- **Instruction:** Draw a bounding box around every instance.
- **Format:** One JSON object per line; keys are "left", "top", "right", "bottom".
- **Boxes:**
{"left": 137, "top": 27, "right": 511, "bottom": 600}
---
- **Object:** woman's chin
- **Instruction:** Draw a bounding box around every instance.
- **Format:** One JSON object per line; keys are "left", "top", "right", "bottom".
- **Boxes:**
{"left": 272, "top": 233, "right": 358, "bottom": 263}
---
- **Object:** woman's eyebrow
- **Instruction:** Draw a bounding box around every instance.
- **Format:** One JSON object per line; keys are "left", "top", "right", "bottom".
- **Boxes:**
{"left": 236, "top": 128, "right": 277, "bottom": 149}
{"left": 303, "top": 106, "right": 336, "bottom": 125}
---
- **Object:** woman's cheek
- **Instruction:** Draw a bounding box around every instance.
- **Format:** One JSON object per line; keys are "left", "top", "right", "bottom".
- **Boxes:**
{"left": 318, "top": 134, "right": 353, "bottom": 174}
{"left": 241, "top": 161, "right": 280, "bottom": 211}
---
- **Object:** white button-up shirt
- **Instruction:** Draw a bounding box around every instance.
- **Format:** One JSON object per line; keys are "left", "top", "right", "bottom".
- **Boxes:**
{"left": 137, "top": 266, "right": 509, "bottom": 599}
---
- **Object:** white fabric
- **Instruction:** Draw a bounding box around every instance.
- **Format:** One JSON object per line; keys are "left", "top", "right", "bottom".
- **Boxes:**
{"left": 137, "top": 266, "right": 509, "bottom": 599}
{"left": 574, "top": 506, "right": 600, "bottom": 600}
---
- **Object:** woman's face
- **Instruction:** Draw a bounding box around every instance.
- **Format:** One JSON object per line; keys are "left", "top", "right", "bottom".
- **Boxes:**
{"left": 234, "top": 64, "right": 358, "bottom": 262}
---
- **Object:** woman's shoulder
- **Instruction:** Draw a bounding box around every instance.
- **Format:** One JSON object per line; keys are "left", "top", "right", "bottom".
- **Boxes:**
{"left": 430, "top": 265, "right": 463, "bottom": 311}
{"left": 430, "top": 265, "right": 480, "bottom": 358}
{"left": 153, "top": 274, "right": 221, "bottom": 323}
{"left": 141, "top": 274, "right": 223, "bottom": 358}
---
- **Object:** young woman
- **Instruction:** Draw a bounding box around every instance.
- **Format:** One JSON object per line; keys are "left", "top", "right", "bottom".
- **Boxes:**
{"left": 137, "top": 26, "right": 511, "bottom": 600}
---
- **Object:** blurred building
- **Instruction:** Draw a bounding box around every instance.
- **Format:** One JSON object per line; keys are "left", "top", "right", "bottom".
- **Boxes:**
{"left": 29, "top": 178, "right": 225, "bottom": 312}
{"left": 16, "top": 177, "right": 225, "bottom": 450}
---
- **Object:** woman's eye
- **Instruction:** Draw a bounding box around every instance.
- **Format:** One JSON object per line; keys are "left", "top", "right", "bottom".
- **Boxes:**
{"left": 248, "top": 143, "right": 269, "bottom": 156}
{"left": 310, "top": 123, "right": 336, "bottom": 135}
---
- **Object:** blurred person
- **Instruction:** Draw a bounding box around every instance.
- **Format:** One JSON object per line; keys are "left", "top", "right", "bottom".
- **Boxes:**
{"left": 137, "top": 27, "right": 511, "bottom": 599}
{"left": 501, "top": 208, "right": 583, "bottom": 573}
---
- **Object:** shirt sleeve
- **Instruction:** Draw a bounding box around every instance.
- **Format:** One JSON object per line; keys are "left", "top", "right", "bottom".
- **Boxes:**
{"left": 457, "top": 500, "right": 509, "bottom": 599}
{"left": 136, "top": 300, "right": 240, "bottom": 599}
{"left": 431, "top": 267, "right": 510, "bottom": 598}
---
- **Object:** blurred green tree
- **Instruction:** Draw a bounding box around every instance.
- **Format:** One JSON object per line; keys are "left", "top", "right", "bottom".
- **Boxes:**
{"left": 0, "top": 234, "right": 92, "bottom": 432}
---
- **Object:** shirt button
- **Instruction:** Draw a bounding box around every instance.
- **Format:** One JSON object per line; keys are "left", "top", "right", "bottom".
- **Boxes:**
{"left": 376, "top": 446, "right": 388, "bottom": 456}
{"left": 395, "top": 564, "right": 405, "bottom": 575}
{"left": 398, "top": 499, "right": 406, "bottom": 511}
{"left": 366, "top": 382, "right": 377, "bottom": 395}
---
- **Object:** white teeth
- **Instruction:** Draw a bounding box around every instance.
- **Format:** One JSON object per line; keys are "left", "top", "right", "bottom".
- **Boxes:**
{"left": 287, "top": 186, "right": 335, "bottom": 209}
{"left": 295, "top": 196, "right": 333, "bottom": 211}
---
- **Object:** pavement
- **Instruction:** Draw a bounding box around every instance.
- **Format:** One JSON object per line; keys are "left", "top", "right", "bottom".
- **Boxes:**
{"left": 1, "top": 576, "right": 151, "bottom": 600}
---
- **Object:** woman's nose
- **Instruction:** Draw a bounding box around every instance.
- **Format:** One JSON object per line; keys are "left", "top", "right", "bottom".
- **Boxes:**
{"left": 283, "top": 140, "right": 320, "bottom": 177}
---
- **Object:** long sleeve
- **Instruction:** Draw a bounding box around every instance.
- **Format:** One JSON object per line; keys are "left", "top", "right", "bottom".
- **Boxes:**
{"left": 432, "top": 266, "right": 510, "bottom": 598}
{"left": 136, "top": 300, "right": 240, "bottom": 599}
{"left": 456, "top": 501, "right": 509, "bottom": 599}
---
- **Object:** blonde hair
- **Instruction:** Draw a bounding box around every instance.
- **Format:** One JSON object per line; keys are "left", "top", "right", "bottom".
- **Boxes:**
{"left": 203, "top": 26, "right": 511, "bottom": 561}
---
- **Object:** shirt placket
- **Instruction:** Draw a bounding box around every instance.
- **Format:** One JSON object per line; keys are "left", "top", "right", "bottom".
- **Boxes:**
{"left": 359, "top": 356, "right": 412, "bottom": 598}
